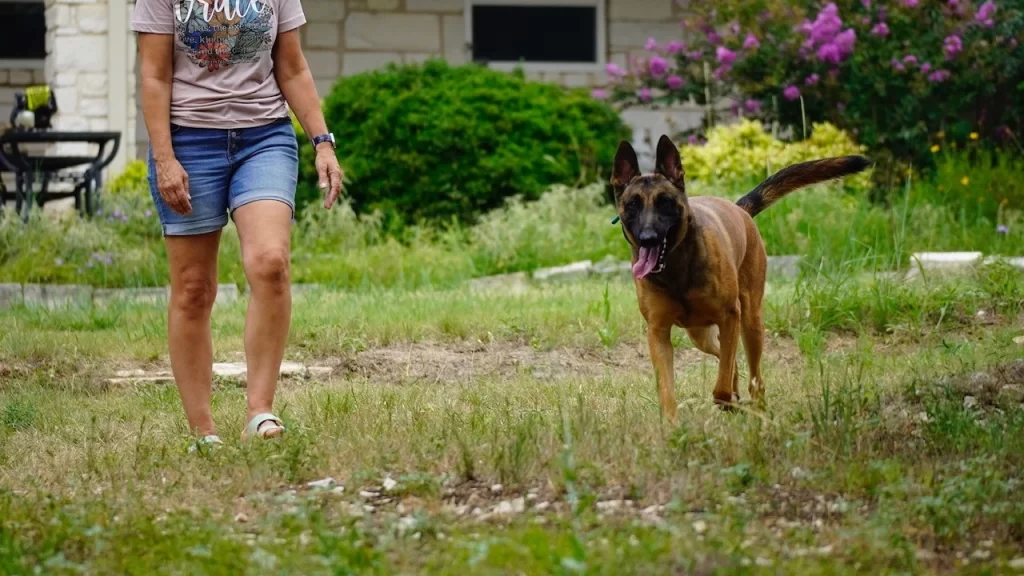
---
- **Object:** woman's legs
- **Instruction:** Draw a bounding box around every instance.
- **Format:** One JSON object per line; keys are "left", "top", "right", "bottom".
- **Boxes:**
{"left": 165, "top": 230, "right": 222, "bottom": 437}
{"left": 232, "top": 200, "right": 293, "bottom": 435}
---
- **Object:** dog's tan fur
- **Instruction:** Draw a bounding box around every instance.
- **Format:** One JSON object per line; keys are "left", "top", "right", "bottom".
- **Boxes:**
{"left": 611, "top": 135, "right": 871, "bottom": 420}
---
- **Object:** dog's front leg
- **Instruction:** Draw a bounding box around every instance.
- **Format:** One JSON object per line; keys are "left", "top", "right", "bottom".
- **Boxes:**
{"left": 713, "top": 305, "right": 741, "bottom": 408}
{"left": 647, "top": 321, "right": 677, "bottom": 423}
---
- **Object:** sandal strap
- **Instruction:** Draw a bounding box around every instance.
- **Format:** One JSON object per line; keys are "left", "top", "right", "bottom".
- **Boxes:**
{"left": 188, "top": 434, "right": 223, "bottom": 453}
{"left": 245, "top": 413, "right": 284, "bottom": 436}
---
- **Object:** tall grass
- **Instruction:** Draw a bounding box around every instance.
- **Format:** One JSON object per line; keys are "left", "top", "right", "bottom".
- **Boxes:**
{"left": 1, "top": 153, "right": 1021, "bottom": 290}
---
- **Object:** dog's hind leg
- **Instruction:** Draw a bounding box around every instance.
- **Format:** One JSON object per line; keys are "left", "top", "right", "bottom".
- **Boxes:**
{"left": 686, "top": 325, "right": 740, "bottom": 402}
{"left": 739, "top": 295, "right": 766, "bottom": 406}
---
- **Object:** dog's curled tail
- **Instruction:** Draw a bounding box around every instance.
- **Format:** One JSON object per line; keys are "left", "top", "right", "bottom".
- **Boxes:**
{"left": 736, "top": 155, "right": 872, "bottom": 218}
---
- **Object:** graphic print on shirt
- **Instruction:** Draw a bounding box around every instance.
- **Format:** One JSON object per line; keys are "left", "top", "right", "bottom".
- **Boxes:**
{"left": 174, "top": 0, "right": 274, "bottom": 72}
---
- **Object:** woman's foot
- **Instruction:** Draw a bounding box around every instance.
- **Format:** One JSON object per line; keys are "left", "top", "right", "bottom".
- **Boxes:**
{"left": 188, "top": 434, "right": 223, "bottom": 453}
{"left": 242, "top": 413, "right": 285, "bottom": 440}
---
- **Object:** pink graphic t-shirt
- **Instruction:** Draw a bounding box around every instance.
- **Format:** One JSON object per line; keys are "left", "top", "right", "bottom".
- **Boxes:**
{"left": 130, "top": 0, "right": 306, "bottom": 129}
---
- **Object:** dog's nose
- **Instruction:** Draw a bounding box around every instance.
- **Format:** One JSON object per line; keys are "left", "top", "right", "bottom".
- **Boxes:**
{"left": 637, "top": 229, "right": 659, "bottom": 247}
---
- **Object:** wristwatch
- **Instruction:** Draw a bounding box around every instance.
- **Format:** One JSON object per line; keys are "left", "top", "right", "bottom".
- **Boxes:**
{"left": 311, "top": 133, "right": 336, "bottom": 149}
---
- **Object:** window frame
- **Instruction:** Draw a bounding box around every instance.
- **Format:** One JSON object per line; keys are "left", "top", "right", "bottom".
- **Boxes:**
{"left": 463, "top": 0, "right": 607, "bottom": 73}
{"left": 0, "top": 0, "right": 47, "bottom": 66}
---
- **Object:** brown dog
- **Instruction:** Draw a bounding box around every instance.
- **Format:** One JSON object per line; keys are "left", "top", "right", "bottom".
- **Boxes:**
{"left": 611, "top": 135, "right": 871, "bottom": 420}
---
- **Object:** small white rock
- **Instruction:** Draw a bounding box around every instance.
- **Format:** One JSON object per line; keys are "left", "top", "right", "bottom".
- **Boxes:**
{"left": 1008, "top": 557, "right": 1024, "bottom": 570}
{"left": 382, "top": 477, "right": 398, "bottom": 492}
{"left": 490, "top": 484, "right": 503, "bottom": 494}
{"left": 307, "top": 477, "right": 335, "bottom": 489}
{"left": 359, "top": 490, "right": 378, "bottom": 499}
{"left": 1013, "top": 336, "right": 1024, "bottom": 345}
{"left": 494, "top": 501, "right": 515, "bottom": 515}
{"left": 971, "top": 549, "right": 991, "bottom": 560}
{"left": 534, "top": 501, "right": 550, "bottom": 512}
{"left": 917, "top": 411, "right": 930, "bottom": 423}
{"left": 755, "top": 557, "right": 773, "bottom": 567}
{"left": 331, "top": 486, "right": 345, "bottom": 495}
{"left": 692, "top": 520, "right": 708, "bottom": 534}
{"left": 596, "top": 500, "right": 623, "bottom": 512}
{"left": 234, "top": 513, "right": 249, "bottom": 523}
{"left": 511, "top": 497, "right": 526, "bottom": 513}
{"left": 963, "top": 395, "right": 978, "bottom": 409}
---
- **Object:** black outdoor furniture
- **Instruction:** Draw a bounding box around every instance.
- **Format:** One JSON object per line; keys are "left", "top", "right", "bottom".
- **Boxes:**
{"left": 0, "top": 129, "right": 121, "bottom": 222}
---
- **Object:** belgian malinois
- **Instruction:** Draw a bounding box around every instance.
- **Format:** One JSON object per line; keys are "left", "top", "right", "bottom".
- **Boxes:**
{"left": 611, "top": 135, "right": 871, "bottom": 420}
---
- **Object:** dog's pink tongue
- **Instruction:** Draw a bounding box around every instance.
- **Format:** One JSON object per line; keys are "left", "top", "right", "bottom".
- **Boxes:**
{"left": 633, "top": 247, "right": 658, "bottom": 280}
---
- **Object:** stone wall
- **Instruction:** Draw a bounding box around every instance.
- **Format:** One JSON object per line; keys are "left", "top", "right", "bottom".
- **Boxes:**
{"left": 299, "top": 0, "right": 687, "bottom": 92}
{"left": 44, "top": 0, "right": 135, "bottom": 172}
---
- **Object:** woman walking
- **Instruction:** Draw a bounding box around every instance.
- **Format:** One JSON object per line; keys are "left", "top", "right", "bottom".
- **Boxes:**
{"left": 131, "top": 0, "right": 343, "bottom": 450}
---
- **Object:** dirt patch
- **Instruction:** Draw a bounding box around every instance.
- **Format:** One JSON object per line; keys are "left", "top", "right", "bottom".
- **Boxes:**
{"left": 339, "top": 340, "right": 724, "bottom": 385}
{"left": 919, "top": 359, "right": 1024, "bottom": 409}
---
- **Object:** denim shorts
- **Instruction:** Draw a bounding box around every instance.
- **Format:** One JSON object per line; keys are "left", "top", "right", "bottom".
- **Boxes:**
{"left": 147, "top": 117, "right": 299, "bottom": 236}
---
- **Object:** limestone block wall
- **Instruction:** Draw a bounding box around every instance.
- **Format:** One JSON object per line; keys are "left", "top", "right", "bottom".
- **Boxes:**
{"left": 44, "top": 0, "right": 135, "bottom": 173}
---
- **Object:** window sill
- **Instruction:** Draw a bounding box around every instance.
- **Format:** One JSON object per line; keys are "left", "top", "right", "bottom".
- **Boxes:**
{"left": 0, "top": 59, "right": 45, "bottom": 70}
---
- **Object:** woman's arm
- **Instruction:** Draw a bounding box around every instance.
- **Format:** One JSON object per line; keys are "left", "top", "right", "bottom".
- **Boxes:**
{"left": 273, "top": 29, "right": 344, "bottom": 209}
{"left": 138, "top": 32, "right": 191, "bottom": 215}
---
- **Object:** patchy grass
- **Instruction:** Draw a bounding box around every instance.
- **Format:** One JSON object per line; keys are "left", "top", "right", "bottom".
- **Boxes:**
{"left": 1, "top": 272, "right": 1023, "bottom": 574}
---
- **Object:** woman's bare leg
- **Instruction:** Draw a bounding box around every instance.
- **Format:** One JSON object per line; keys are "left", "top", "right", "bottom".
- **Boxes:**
{"left": 165, "top": 230, "right": 222, "bottom": 437}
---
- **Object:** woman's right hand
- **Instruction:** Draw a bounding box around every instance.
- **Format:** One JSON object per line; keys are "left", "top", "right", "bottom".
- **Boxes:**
{"left": 155, "top": 156, "right": 191, "bottom": 215}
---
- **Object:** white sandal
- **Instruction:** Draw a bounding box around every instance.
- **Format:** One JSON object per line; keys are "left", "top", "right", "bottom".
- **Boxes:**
{"left": 188, "top": 434, "right": 223, "bottom": 453}
{"left": 243, "top": 413, "right": 285, "bottom": 440}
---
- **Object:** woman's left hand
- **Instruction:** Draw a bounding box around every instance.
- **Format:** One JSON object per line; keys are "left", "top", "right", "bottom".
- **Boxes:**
{"left": 315, "top": 145, "right": 344, "bottom": 210}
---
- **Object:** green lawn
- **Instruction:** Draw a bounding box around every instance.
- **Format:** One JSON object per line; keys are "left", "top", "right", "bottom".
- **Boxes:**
{"left": 1, "top": 272, "right": 1023, "bottom": 574}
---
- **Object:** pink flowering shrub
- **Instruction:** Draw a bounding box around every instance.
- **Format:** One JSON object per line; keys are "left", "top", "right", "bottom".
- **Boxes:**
{"left": 602, "top": 0, "right": 1023, "bottom": 181}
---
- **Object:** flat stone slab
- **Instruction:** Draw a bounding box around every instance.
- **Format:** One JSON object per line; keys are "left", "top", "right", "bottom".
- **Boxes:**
{"left": 767, "top": 255, "right": 803, "bottom": 279}
{"left": 22, "top": 284, "right": 93, "bottom": 308}
{"left": 533, "top": 260, "right": 592, "bottom": 283}
{"left": 214, "top": 284, "right": 240, "bottom": 306}
{"left": 467, "top": 272, "right": 530, "bottom": 295}
{"left": 94, "top": 287, "right": 170, "bottom": 306}
{"left": 592, "top": 259, "right": 632, "bottom": 278}
{"left": 107, "top": 362, "right": 332, "bottom": 386}
{"left": 0, "top": 283, "right": 22, "bottom": 309}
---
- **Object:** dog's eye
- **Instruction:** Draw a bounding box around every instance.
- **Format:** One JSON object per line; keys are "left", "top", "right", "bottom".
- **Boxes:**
{"left": 656, "top": 195, "right": 676, "bottom": 210}
{"left": 626, "top": 198, "right": 641, "bottom": 212}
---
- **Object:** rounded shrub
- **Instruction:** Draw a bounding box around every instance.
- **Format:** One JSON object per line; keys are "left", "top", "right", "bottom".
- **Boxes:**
{"left": 298, "top": 59, "right": 631, "bottom": 227}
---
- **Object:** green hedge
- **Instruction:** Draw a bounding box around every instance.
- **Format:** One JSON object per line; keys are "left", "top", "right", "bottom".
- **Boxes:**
{"left": 299, "top": 59, "right": 631, "bottom": 228}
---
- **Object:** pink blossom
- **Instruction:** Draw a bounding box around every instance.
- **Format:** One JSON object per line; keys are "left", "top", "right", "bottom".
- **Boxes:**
{"left": 861, "top": 0, "right": 871, "bottom": 7}
{"left": 605, "top": 63, "right": 627, "bottom": 78}
{"left": 805, "top": 73, "right": 820, "bottom": 85}
{"left": 928, "top": 69, "right": 951, "bottom": 82}
{"left": 743, "top": 33, "right": 760, "bottom": 50}
{"left": 891, "top": 58, "right": 906, "bottom": 71}
{"left": 591, "top": 89, "right": 608, "bottom": 100}
{"left": 943, "top": 35, "right": 962, "bottom": 59}
{"left": 834, "top": 28, "right": 856, "bottom": 56}
{"left": 667, "top": 75, "right": 685, "bottom": 90}
{"left": 716, "top": 45, "right": 737, "bottom": 66}
{"left": 903, "top": 54, "right": 918, "bottom": 65}
{"left": 645, "top": 37, "right": 658, "bottom": 51}
{"left": 871, "top": 22, "right": 890, "bottom": 37}
{"left": 903, "top": 0, "right": 919, "bottom": 7}
{"left": 744, "top": 99, "right": 762, "bottom": 114}
{"left": 638, "top": 87, "right": 653, "bottom": 101}
{"left": 686, "top": 50, "right": 703, "bottom": 60}
{"left": 729, "top": 22, "right": 741, "bottom": 35}
{"left": 707, "top": 30, "right": 722, "bottom": 44}
{"left": 648, "top": 55, "right": 670, "bottom": 77}
{"left": 920, "top": 62, "right": 932, "bottom": 74}
{"left": 783, "top": 85, "right": 801, "bottom": 101}
{"left": 666, "top": 40, "right": 685, "bottom": 55}
{"left": 808, "top": 3, "right": 843, "bottom": 45}
{"left": 817, "top": 43, "right": 841, "bottom": 65}
{"left": 976, "top": 1, "right": 996, "bottom": 25}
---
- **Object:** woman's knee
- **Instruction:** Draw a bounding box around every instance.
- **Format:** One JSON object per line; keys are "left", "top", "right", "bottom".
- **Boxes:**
{"left": 245, "top": 247, "right": 291, "bottom": 292}
{"left": 171, "top": 271, "right": 218, "bottom": 317}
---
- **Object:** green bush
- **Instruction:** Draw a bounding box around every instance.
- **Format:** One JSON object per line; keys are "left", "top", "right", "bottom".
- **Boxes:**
{"left": 303, "top": 59, "right": 631, "bottom": 227}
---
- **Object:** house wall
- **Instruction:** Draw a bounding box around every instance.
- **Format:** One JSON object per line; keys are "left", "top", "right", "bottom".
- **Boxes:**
{"left": 43, "top": 0, "right": 135, "bottom": 174}
{"left": 131, "top": 0, "right": 706, "bottom": 170}
{"left": 298, "top": 0, "right": 687, "bottom": 94}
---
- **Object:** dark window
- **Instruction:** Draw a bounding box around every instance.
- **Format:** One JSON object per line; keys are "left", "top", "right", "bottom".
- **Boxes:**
{"left": 470, "top": 4, "right": 598, "bottom": 64}
{"left": 0, "top": 2, "right": 46, "bottom": 60}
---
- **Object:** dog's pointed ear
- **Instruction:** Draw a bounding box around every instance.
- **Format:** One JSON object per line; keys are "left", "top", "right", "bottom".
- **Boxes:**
{"left": 654, "top": 134, "right": 685, "bottom": 188}
{"left": 610, "top": 140, "right": 640, "bottom": 196}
